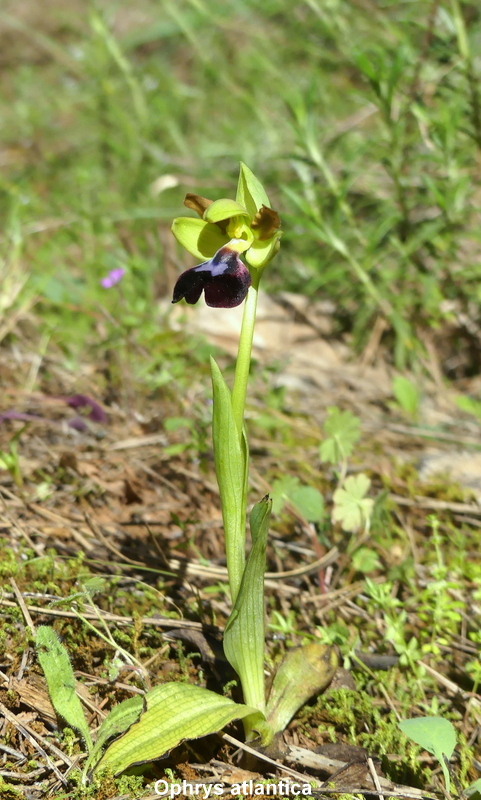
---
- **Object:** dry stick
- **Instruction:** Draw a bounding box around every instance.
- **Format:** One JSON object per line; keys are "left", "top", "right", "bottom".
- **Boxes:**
{"left": 286, "top": 745, "right": 436, "bottom": 800}
{"left": 0, "top": 701, "right": 69, "bottom": 785}
{"left": 28, "top": 502, "right": 94, "bottom": 551}
{"left": 9, "top": 576, "right": 35, "bottom": 635}
{"left": 389, "top": 493, "right": 481, "bottom": 516}
{"left": 0, "top": 597, "right": 207, "bottom": 629}
{"left": 381, "top": 422, "right": 481, "bottom": 449}
{"left": 87, "top": 511, "right": 338, "bottom": 583}
{"left": 0, "top": 490, "right": 41, "bottom": 554}
{"left": 420, "top": 660, "right": 481, "bottom": 716}
{"left": 220, "top": 732, "right": 318, "bottom": 786}
{"left": 84, "top": 513, "right": 147, "bottom": 567}
{"left": 367, "top": 757, "right": 385, "bottom": 800}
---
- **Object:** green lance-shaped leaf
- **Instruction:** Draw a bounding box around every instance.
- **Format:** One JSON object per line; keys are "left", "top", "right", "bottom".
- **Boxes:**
{"left": 236, "top": 162, "right": 271, "bottom": 219}
{"left": 223, "top": 496, "right": 271, "bottom": 725}
{"left": 266, "top": 644, "right": 338, "bottom": 736}
{"left": 35, "top": 625, "right": 93, "bottom": 752}
{"left": 399, "top": 716, "right": 457, "bottom": 793}
{"left": 211, "top": 356, "right": 248, "bottom": 603}
{"left": 95, "top": 682, "right": 261, "bottom": 776}
{"left": 84, "top": 694, "right": 144, "bottom": 777}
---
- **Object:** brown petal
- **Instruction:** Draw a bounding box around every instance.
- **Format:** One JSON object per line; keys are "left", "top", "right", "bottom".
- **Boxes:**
{"left": 183, "top": 193, "right": 213, "bottom": 218}
{"left": 250, "top": 205, "right": 281, "bottom": 240}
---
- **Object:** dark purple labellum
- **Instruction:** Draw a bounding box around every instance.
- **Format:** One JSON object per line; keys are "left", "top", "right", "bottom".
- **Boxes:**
{"left": 172, "top": 245, "right": 251, "bottom": 308}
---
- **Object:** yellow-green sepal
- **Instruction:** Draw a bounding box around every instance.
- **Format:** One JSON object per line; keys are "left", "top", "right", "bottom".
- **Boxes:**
{"left": 236, "top": 162, "right": 271, "bottom": 218}
{"left": 171, "top": 217, "right": 227, "bottom": 260}
{"left": 204, "top": 198, "right": 250, "bottom": 224}
{"left": 245, "top": 231, "right": 282, "bottom": 270}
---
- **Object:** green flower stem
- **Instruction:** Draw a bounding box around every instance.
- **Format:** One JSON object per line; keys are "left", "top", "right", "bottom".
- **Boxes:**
{"left": 231, "top": 268, "right": 261, "bottom": 436}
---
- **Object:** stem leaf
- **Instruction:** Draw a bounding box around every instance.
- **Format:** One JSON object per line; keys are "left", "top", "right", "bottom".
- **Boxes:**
{"left": 210, "top": 356, "right": 247, "bottom": 602}
{"left": 223, "top": 495, "right": 271, "bottom": 718}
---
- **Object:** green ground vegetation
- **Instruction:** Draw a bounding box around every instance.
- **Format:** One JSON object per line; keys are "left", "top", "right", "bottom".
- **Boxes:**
{"left": 1, "top": 1, "right": 481, "bottom": 797}
{"left": 2, "top": 0, "right": 481, "bottom": 370}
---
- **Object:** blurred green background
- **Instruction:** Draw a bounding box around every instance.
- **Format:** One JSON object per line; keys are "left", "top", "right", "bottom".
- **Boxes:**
{"left": 2, "top": 0, "right": 481, "bottom": 376}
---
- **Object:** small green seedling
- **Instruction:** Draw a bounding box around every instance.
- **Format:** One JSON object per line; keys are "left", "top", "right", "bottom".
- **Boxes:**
{"left": 0, "top": 426, "right": 25, "bottom": 489}
{"left": 391, "top": 375, "right": 420, "bottom": 421}
{"left": 332, "top": 473, "right": 373, "bottom": 534}
{"left": 271, "top": 475, "right": 325, "bottom": 522}
{"left": 398, "top": 716, "right": 456, "bottom": 793}
{"left": 455, "top": 394, "right": 481, "bottom": 421}
{"left": 320, "top": 407, "right": 361, "bottom": 479}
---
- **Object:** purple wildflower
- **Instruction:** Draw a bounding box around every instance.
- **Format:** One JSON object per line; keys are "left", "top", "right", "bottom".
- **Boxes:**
{"left": 101, "top": 267, "right": 125, "bottom": 289}
{"left": 62, "top": 394, "right": 108, "bottom": 423}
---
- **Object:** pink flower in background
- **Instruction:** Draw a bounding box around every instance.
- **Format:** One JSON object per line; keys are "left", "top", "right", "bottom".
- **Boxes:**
{"left": 101, "top": 267, "right": 125, "bottom": 289}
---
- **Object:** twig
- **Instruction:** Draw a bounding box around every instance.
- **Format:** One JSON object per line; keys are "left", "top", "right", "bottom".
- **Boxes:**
{"left": 367, "top": 757, "right": 385, "bottom": 800}
{"left": 221, "top": 732, "right": 319, "bottom": 785}
{"left": 0, "top": 700, "right": 69, "bottom": 785}
{"left": 9, "top": 577, "right": 35, "bottom": 635}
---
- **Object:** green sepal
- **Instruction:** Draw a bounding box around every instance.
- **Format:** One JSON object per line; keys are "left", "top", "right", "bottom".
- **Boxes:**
{"left": 265, "top": 644, "right": 338, "bottom": 735}
{"left": 236, "top": 162, "right": 271, "bottom": 218}
{"left": 171, "top": 217, "right": 227, "bottom": 260}
{"left": 84, "top": 694, "right": 144, "bottom": 777}
{"left": 224, "top": 496, "right": 271, "bottom": 718}
{"left": 204, "top": 198, "right": 250, "bottom": 224}
{"left": 210, "top": 356, "right": 247, "bottom": 603}
{"left": 36, "top": 625, "right": 93, "bottom": 752}
{"left": 245, "top": 231, "right": 282, "bottom": 270}
{"left": 95, "top": 683, "right": 259, "bottom": 776}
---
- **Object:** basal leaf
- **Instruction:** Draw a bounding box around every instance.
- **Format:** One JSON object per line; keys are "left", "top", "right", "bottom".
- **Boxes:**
{"left": 36, "top": 625, "right": 93, "bottom": 751}
{"left": 465, "top": 778, "right": 481, "bottom": 798}
{"left": 266, "top": 644, "right": 338, "bottom": 735}
{"left": 95, "top": 683, "right": 259, "bottom": 775}
{"left": 84, "top": 694, "right": 144, "bottom": 776}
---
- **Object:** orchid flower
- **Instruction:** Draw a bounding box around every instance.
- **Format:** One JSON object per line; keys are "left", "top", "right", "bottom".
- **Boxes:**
{"left": 171, "top": 164, "right": 281, "bottom": 310}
